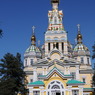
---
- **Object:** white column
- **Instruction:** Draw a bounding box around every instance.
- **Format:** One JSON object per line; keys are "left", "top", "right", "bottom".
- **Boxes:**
{"left": 76, "top": 65, "right": 79, "bottom": 80}
{"left": 27, "top": 57, "right": 30, "bottom": 66}
{"left": 33, "top": 67, "right": 37, "bottom": 82}
{"left": 59, "top": 42, "right": 61, "bottom": 51}
{"left": 79, "top": 86, "right": 83, "bottom": 95}
{"left": 64, "top": 42, "right": 68, "bottom": 55}
{"left": 45, "top": 43, "right": 48, "bottom": 55}
{"left": 51, "top": 43, "right": 53, "bottom": 50}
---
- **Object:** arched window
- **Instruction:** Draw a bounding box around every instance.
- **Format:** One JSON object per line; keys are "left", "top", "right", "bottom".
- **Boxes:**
{"left": 31, "top": 59, "right": 33, "bottom": 65}
{"left": 81, "top": 57, "right": 84, "bottom": 63}
{"left": 56, "top": 43, "right": 59, "bottom": 49}
{"left": 51, "top": 85, "right": 60, "bottom": 89}
{"left": 54, "top": 17, "right": 57, "bottom": 24}
{"left": 25, "top": 59, "right": 27, "bottom": 66}
{"left": 87, "top": 58, "right": 90, "bottom": 64}
{"left": 48, "top": 43, "right": 50, "bottom": 51}
{"left": 62, "top": 42, "right": 64, "bottom": 51}
{"left": 47, "top": 81, "right": 64, "bottom": 95}
{"left": 53, "top": 43, "right": 56, "bottom": 48}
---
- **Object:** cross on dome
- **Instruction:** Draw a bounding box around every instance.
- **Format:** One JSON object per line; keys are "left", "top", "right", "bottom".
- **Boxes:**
{"left": 32, "top": 26, "right": 35, "bottom": 34}
{"left": 77, "top": 24, "right": 80, "bottom": 32}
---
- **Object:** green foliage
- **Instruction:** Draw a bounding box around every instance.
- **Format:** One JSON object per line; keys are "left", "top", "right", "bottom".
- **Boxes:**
{"left": 0, "top": 53, "right": 28, "bottom": 95}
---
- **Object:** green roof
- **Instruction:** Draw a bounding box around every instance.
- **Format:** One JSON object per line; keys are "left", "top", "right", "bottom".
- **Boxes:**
{"left": 67, "top": 80, "right": 84, "bottom": 84}
{"left": 28, "top": 81, "right": 44, "bottom": 85}
{"left": 47, "top": 67, "right": 72, "bottom": 77}
{"left": 83, "top": 88, "right": 93, "bottom": 89}
{"left": 83, "top": 88, "right": 94, "bottom": 92}
{"left": 38, "top": 75, "right": 46, "bottom": 77}
{"left": 38, "top": 67, "right": 72, "bottom": 79}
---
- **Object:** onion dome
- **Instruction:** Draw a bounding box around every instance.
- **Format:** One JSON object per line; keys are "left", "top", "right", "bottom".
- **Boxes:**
{"left": 24, "top": 26, "right": 42, "bottom": 58}
{"left": 73, "top": 24, "right": 90, "bottom": 56}
{"left": 73, "top": 44, "right": 90, "bottom": 56}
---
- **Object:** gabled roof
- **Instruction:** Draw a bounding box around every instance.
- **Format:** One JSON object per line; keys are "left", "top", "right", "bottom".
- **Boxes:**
{"left": 28, "top": 81, "right": 44, "bottom": 86}
{"left": 38, "top": 67, "right": 72, "bottom": 79}
{"left": 67, "top": 80, "right": 84, "bottom": 85}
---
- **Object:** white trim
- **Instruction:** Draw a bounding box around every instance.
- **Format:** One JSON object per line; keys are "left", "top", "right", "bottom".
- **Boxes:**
{"left": 83, "top": 93, "right": 90, "bottom": 95}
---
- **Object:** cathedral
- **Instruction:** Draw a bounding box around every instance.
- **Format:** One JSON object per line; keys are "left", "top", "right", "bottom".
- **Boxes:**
{"left": 24, "top": 0, "right": 93, "bottom": 95}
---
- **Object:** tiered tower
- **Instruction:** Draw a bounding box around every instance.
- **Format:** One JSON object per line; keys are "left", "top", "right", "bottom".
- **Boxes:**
{"left": 45, "top": 0, "right": 68, "bottom": 60}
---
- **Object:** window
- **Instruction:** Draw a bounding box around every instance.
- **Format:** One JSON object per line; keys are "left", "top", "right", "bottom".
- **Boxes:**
{"left": 87, "top": 58, "right": 90, "bottom": 64}
{"left": 30, "top": 79, "right": 33, "bottom": 82}
{"left": 81, "top": 57, "right": 84, "bottom": 63}
{"left": 54, "top": 17, "right": 57, "bottom": 24}
{"left": 48, "top": 43, "right": 50, "bottom": 51}
{"left": 48, "top": 92, "right": 49, "bottom": 95}
{"left": 31, "top": 59, "right": 33, "bottom": 64}
{"left": 62, "top": 42, "right": 64, "bottom": 51}
{"left": 51, "top": 85, "right": 60, "bottom": 89}
{"left": 56, "top": 43, "right": 59, "bottom": 49}
{"left": 33, "top": 91, "right": 40, "bottom": 95}
{"left": 71, "top": 72, "right": 76, "bottom": 79}
{"left": 72, "top": 90, "right": 79, "bottom": 95}
{"left": 53, "top": 43, "right": 56, "bottom": 48}
{"left": 83, "top": 78, "right": 86, "bottom": 83}
{"left": 25, "top": 59, "right": 27, "bottom": 66}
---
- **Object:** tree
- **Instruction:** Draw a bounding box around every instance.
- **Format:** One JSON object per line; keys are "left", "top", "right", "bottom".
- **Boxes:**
{"left": 0, "top": 29, "right": 3, "bottom": 38}
{"left": 92, "top": 43, "right": 95, "bottom": 95}
{"left": 0, "top": 53, "right": 28, "bottom": 95}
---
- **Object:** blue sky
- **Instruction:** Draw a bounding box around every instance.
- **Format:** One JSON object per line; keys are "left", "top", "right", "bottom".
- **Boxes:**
{"left": 0, "top": 0, "right": 95, "bottom": 65}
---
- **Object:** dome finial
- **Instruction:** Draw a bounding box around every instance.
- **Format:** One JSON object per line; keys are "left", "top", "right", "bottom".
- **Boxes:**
{"left": 31, "top": 26, "right": 36, "bottom": 45}
{"left": 77, "top": 24, "right": 82, "bottom": 44}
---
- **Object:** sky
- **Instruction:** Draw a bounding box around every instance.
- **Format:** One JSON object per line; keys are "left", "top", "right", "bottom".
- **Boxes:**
{"left": 0, "top": 0, "right": 95, "bottom": 65}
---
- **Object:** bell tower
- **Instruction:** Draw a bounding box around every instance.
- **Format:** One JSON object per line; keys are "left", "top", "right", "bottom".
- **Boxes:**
{"left": 44, "top": 0, "right": 68, "bottom": 59}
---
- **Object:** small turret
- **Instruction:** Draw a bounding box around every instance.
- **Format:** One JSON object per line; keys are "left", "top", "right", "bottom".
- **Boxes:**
{"left": 73, "top": 24, "right": 91, "bottom": 65}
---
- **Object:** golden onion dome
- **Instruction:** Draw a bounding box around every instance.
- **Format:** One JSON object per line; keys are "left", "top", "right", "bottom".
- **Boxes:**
{"left": 77, "top": 33, "right": 82, "bottom": 40}
{"left": 31, "top": 35, "right": 36, "bottom": 42}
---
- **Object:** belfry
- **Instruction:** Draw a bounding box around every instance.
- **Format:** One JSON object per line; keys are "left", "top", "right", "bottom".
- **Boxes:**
{"left": 24, "top": 0, "right": 93, "bottom": 95}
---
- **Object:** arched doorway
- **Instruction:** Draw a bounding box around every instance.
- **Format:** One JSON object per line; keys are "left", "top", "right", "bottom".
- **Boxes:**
{"left": 47, "top": 81, "right": 64, "bottom": 95}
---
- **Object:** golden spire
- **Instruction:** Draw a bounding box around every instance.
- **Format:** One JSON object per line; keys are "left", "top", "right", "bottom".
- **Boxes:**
{"left": 77, "top": 24, "right": 82, "bottom": 44}
{"left": 31, "top": 26, "right": 36, "bottom": 45}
